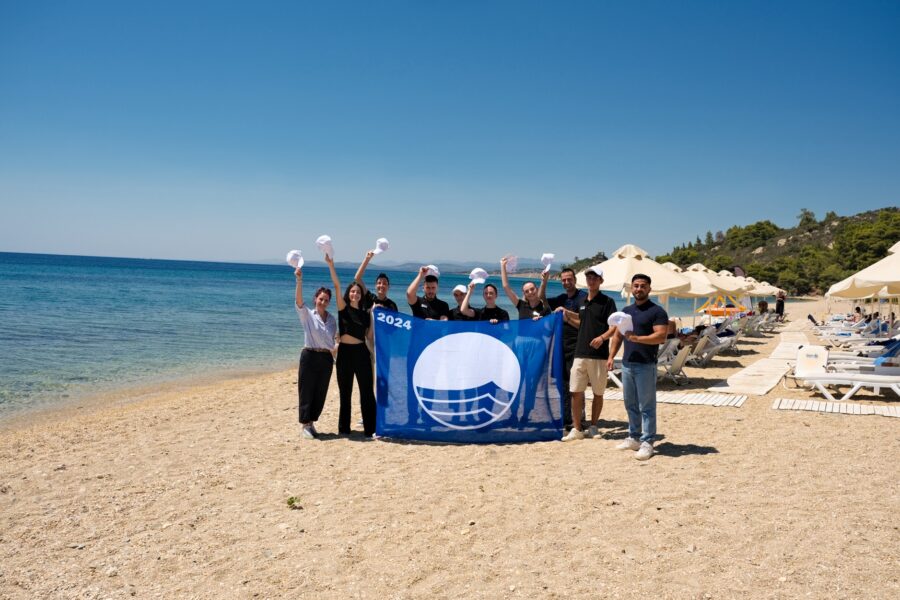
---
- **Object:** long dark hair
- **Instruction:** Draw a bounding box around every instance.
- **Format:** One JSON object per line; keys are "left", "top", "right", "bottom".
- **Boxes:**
{"left": 343, "top": 281, "right": 364, "bottom": 306}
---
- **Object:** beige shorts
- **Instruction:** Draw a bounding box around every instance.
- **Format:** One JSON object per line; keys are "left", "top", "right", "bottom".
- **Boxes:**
{"left": 570, "top": 357, "right": 609, "bottom": 395}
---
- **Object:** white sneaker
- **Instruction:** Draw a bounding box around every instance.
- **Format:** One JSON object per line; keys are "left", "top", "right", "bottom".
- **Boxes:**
{"left": 587, "top": 425, "right": 599, "bottom": 439}
{"left": 561, "top": 428, "right": 585, "bottom": 442}
{"left": 616, "top": 437, "right": 641, "bottom": 451}
{"left": 309, "top": 423, "right": 319, "bottom": 436}
{"left": 635, "top": 441, "right": 654, "bottom": 460}
{"left": 300, "top": 425, "right": 315, "bottom": 440}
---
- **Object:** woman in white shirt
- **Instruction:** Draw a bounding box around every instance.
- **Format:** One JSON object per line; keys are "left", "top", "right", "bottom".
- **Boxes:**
{"left": 294, "top": 266, "right": 338, "bottom": 440}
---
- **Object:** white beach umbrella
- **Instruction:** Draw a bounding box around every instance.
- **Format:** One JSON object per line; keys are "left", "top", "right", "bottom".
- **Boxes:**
{"left": 662, "top": 262, "right": 718, "bottom": 326}
{"left": 668, "top": 264, "right": 719, "bottom": 298}
{"left": 660, "top": 262, "right": 683, "bottom": 272}
{"left": 826, "top": 274, "right": 876, "bottom": 299}
{"left": 753, "top": 281, "right": 782, "bottom": 296}
{"left": 690, "top": 264, "right": 746, "bottom": 294}
{"left": 827, "top": 248, "right": 900, "bottom": 298}
{"left": 575, "top": 244, "right": 691, "bottom": 298}
{"left": 848, "top": 251, "right": 900, "bottom": 295}
{"left": 716, "top": 269, "right": 754, "bottom": 294}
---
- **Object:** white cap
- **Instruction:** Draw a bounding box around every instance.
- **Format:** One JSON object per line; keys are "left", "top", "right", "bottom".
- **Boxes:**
{"left": 585, "top": 264, "right": 604, "bottom": 277}
{"left": 541, "top": 252, "right": 555, "bottom": 274}
{"left": 316, "top": 235, "right": 334, "bottom": 259}
{"left": 607, "top": 311, "right": 633, "bottom": 335}
{"left": 504, "top": 254, "right": 518, "bottom": 273}
{"left": 286, "top": 249, "right": 304, "bottom": 269}
{"left": 453, "top": 284, "right": 467, "bottom": 295}
{"left": 469, "top": 267, "right": 488, "bottom": 285}
{"left": 425, "top": 264, "right": 440, "bottom": 278}
{"left": 372, "top": 237, "right": 390, "bottom": 255}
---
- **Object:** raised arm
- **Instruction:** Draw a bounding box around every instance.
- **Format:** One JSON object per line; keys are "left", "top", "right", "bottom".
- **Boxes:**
{"left": 294, "top": 268, "right": 305, "bottom": 307}
{"left": 354, "top": 250, "right": 375, "bottom": 285}
{"left": 325, "top": 254, "right": 346, "bottom": 311}
{"left": 500, "top": 257, "right": 519, "bottom": 305}
{"left": 460, "top": 281, "right": 477, "bottom": 318}
{"left": 538, "top": 270, "right": 549, "bottom": 303}
{"left": 539, "top": 272, "right": 550, "bottom": 305}
{"left": 406, "top": 266, "right": 427, "bottom": 305}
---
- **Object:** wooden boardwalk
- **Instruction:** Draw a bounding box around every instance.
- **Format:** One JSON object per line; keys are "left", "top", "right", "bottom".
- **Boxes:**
{"left": 596, "top": 390, "right": 747, "bottom": 408}
{"left": 708, "top": 330, "right": 810, "bottom": 396}
{"left": 771, "top": 397, "right": 900, "bottom": 418}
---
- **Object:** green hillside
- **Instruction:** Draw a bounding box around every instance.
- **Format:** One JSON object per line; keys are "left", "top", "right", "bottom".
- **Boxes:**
{"left": 564, "top": 207, "right": 899, "bottom": 295}
{"left": 654, "top": 207, "right": 899, "bottom": 295}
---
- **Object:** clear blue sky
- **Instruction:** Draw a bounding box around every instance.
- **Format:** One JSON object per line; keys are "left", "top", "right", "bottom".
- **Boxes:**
{"left": 1, "top": 1, "right": 898, "bottom": 264}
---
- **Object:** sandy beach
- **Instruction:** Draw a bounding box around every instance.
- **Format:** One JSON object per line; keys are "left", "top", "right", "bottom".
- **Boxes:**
{"left": 1, "top": 298, "right": 898, "bottom": 599}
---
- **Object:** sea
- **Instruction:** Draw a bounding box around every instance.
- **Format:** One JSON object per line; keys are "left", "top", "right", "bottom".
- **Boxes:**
{"left": 0, "top": 252, "right": 740, "bottom": 418}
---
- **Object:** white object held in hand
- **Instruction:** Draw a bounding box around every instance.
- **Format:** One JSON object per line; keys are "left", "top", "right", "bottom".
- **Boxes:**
{"left": 286, "top": 250, "right": 304, "bottom": 270}
{"left": 607, "top": 311, "right": 634, "bottom": 336}
{"left": 316, "top": 235, "right": 334, "bottom": 259}
{"left": 541, "top": 252, "right": 555, "bottom": 274}
{"left": 425, "top": 264, "right": 440, "bottom": 278}
{"left": 504, "top": 254, "right": 518, "bottom": 274}
{"left": 469, "top": 268, "right": 488, "bottom": 285}
{"left": 373, "top": 237, "right": 390, "bottom": 255}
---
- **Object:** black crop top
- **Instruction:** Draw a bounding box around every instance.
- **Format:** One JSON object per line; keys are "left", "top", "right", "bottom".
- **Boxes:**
{"left": 339, "top": 305, "right": 370, "bottom": 340}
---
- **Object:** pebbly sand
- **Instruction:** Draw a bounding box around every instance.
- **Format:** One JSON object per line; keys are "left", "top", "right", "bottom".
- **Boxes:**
{"left": 1, "top": 298, "right": 898, "bottom": 599}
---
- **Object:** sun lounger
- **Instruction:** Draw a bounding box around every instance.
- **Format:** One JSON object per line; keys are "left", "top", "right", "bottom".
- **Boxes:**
{"left": 658, "top": 345, "right": 691, "bottom": 385}
{"left": 608, "top": 339, "right": 681, "bottom": 389}
{"left": 788, "top": 345, "right": 900, "bottom": 401}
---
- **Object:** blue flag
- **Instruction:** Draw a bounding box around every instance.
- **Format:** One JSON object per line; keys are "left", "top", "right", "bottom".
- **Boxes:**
{"left": 374, "top": 308, "right": 565, "bottom": 443}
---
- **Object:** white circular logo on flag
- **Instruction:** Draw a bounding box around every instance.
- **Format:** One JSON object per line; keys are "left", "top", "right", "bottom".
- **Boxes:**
{"left": 412, "top": 333, "right": 521, "bottom": 430}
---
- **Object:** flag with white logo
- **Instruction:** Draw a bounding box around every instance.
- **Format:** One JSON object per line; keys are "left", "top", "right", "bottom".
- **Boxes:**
{"left": 373, "top": 308, "right": 564, "bottom": 442}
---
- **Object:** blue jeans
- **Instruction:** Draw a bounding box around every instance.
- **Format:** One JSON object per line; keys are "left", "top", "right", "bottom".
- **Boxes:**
{"left": 621, "top": 361, "right": 657, "bottom": 444}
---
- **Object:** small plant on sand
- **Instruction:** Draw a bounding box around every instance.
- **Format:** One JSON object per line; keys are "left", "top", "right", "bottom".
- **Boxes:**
{"left": 286, "top": 496, "right": 303, "bottom": 510}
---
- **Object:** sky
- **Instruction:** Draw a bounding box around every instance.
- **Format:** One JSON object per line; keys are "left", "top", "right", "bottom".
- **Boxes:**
{"left": 1, "top": 1, "right": 898, "bottom": 264}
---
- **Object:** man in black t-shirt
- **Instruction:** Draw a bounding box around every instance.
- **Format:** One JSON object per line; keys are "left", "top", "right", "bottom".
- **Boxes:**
{"left": 353, "top": 250, "right": 398, "bottom": 312}
{"left": 608, "top": 274, "right": 669, "bottom": 461}
{"left": 543, "top": 267, "right": 588, "bottom": 429}
{"left": 406, "top": 266, "right": 450, "bottom": 320}
{"left": 561, "top": 265, "right": 617, "bottom": 441}
{"left": 500, "top": 257, "right": 551, "bottom": 320}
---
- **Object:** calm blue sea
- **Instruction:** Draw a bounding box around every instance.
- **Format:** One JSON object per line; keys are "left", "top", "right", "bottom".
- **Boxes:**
{"left": 0, "top": 252, "right": 710, "bottom": 417}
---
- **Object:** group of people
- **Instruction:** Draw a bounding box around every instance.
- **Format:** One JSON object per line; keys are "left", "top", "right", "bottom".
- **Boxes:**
{"left": 293, "top": 250, "right": 669, "bottom": 460}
